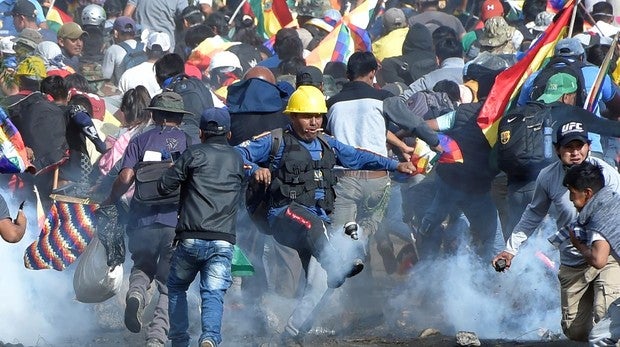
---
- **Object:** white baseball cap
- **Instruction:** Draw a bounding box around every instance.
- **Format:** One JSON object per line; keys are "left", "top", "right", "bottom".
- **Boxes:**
{"left": 209, "top": 51, "right": 242, "bottom": 71}
{"left": 146, "top": 32, "right": 171, "bottom": 52}
{"left": 0, "top": 36, "right": 16, "bottom": 54}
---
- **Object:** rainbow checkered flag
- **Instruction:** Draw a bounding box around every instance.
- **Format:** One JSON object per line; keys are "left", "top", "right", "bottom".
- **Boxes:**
{"left": 24, "top": 201, "right": 97, "bottom": 271}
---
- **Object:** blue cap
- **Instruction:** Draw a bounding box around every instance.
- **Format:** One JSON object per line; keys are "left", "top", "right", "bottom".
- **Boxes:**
{"left": 200, "top": 107, "right": 230, "bottom": 134}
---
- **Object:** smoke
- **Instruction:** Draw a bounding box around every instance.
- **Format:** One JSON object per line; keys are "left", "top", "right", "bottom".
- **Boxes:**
{"left": 0, "top": 193, "right": 98, "bottom": 345}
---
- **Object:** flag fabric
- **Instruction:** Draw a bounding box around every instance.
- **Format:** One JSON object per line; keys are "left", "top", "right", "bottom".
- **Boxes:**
{"left": 477, "top": 1, "right": 574, "bottom": 147}
{"left": 437, "top": 134, "right": 464, "bottom": 164}
{"left": 24, "top": 201, "right": 97, "bottom": 271}
{"left": 249, "top": 0, "right": 294, "bottom": 39}
{"left": 46, "top": 6, "right": 73, "bottom": 33}
{"left": 306, "top": 0, "right": 377, "bottom": 69}
{"left": 0, "top": 108, "right": 34, "bottom": 174}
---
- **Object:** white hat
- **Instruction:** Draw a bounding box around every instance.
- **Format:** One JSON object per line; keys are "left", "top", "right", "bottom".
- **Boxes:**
{"left": 209, "top": 51, "right": 242, "bottom": 71}
{"left": 146, "top": 32, "right": 171, "bottom": 52}
{"left": 1, "top": 36, "right": 16, "bottom": 54}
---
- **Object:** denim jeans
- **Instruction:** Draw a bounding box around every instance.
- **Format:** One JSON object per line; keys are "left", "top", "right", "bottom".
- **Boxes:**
{"left": 421, "top": 176, "right": 504, "bottom": 259}
{"left": 168, "top": 239, "right": 233, "bottom": 347}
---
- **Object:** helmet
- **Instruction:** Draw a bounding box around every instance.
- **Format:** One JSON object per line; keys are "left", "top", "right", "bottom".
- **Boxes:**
{"left": 284, "top": 86, "right": 327, "bottom": 114}
{"left": 15, "top": 56, "right": 46, "bottom": 80}
{"left": 81, "top": 4, "right": 106, "bottom": 26}
{"left": 209, "top": 51, "right": 242, "bottom": 72}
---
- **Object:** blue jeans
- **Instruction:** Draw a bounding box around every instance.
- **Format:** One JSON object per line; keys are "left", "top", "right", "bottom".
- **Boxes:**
{"left": 168, "top": 239, "right": 233, "bottom": 347}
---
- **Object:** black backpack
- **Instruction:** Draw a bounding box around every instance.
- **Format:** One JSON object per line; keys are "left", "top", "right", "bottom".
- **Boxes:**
{"left": 167, "top": 75, "right": 215, "bottom": 127}
{"left": 497, "top": 101, "right": 556, "bottom": 181}
{"left": 530, "top": 56, "right": 587, "bottom": 107}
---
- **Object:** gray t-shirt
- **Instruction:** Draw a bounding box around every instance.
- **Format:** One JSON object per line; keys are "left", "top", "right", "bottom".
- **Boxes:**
{"left": 0, "top": 195, "right": 11, "bottom": 220}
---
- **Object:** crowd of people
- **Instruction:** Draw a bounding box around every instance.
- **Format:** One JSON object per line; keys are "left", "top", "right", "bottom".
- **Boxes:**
{"left": 2, "top": 0, "right": 620, "bottom": 346}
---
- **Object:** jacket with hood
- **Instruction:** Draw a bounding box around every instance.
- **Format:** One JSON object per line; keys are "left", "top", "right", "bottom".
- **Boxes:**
{"left": 226, "top": 77, "right": 292, "bottom": 146}
{"left": 379, "top": 23, "right": 438, "bottom": 86}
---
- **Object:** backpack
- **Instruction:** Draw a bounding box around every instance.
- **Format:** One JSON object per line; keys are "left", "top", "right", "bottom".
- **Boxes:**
{"left": 497, "top": 101, "right": 556, "bottom": 181}
{"left": 406, "top": 90, "right": 458, "bottom": 120}
{"left": 530, "top": 56, "right": 587, "bottom": 107}
{"left": 167, "top": 75, "right": 215, "bottom": 127}
{"left": 117, "top": 41, "right": 148, "bottom": 79}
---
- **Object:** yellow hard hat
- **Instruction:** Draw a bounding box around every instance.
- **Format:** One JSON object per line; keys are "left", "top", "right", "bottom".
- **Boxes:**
{"left": 15, "top": 56, "right": 47, "bottom": 80}
{"left": 284, "top": 85, "right": 327, "bottom": 114}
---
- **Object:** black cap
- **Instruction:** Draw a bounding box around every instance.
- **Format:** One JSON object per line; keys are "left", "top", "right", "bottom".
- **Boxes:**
{"left": 555, "top": 121, "right": 589, "bottom": 146}
{"left": 12, "top": 0, "right": 37, "bottom": 18}
{"left": 296, "top": 66, "right": 323, "bottom": 88}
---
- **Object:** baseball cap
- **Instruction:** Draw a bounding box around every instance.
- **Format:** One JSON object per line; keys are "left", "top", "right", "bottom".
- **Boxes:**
{"left": 382, "top": 8, "right": 406, "bottom": 31}
{"left": 480, "top": 0, "right": 503, "bottom": 21}
{"left": 145, "top": 92, "right": 193, "bottom": 114}
{"left": 554, "top": 38, "right": 585, "bottom": 57}
{"left": 58, "top": 22, "right": 88, "bottom": 39}
{"left": 296, "top": 66, "right": 323, "bottom": 88}
{"left": 1, "top": 36, "right": 16, "bottom": 54}
{"left": 209, "top": 51, "right": 241, "bottom": 71}
{"left": 146, "top": 31, "right": 171, "bottom": 52}
{"left": 532, "top": 11, "right": 554, "bottom": 32}
{"left": 12, "top": 0, "right": 37, "bottom": 18}
{"left": 200, "top": 107, "right": 231, "bottom": 134}
{"left": 12, "top": 28, "right": 42, "bottom": 50}
{"left": 555, "top": 121, "right": 589, "bottom": 146}
{"left": 113, "top": 16, "right": 136, "bottom": 34}
{"left": 537, "top": 72, "right": 578, "bottom": 104}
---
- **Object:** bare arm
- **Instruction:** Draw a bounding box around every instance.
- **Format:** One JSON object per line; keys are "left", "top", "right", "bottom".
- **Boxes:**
{"left": 103, "top": 168, "right": 135, "bottom": 204}
{"left": 0, "top": 211, "right": 26, "bottom": 243}
{"left": 123, "top": 3, "right": 136, "bottom": 17}
{"left": 570, "top": 231, "right": 611, "bottom": 269}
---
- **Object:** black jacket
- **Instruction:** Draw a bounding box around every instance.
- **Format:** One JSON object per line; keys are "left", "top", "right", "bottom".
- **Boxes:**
{"left": 158, "top": 136, "right": 245, "bottom": 243}
{"left": 6, "top": 91, "right": 68, "bottom": 173}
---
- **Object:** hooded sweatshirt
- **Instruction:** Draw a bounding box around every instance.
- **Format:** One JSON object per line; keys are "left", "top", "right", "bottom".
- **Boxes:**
{"left": 379, "top": 23, "right": 438, "bottom": 86}
{"left": 226, "top": 78, "right": 291, "bottom": 146}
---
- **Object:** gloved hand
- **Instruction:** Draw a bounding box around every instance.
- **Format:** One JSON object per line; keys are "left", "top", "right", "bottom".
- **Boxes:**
{"left": 71, "top": 110, "right": 107, "bottom": 153}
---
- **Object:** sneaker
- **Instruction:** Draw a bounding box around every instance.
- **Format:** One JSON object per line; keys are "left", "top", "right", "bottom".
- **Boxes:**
{"left": 346, "top": 258, "right": 364, "bottom": 278}
{"left": 200, "top": 339, "right": 216, "bottom": 347}
{"left": 326, "top": 259, "right": 364, "bottom": 288}
{"left": 145, "top": 338, "right": 164, "bottom": 347}
{"left": 124, "top": 292, "right": 144, "bottom": 333}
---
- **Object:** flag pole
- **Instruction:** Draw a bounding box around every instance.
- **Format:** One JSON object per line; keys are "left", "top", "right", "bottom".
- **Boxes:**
{"left": 228, "top": 0, "right": 247, "bottom": 25}
{"left": 568, "top": 0, "right": 581, "bottom": 37}
{"left": 583, "top": 33, "right": 619, "bottom": 112}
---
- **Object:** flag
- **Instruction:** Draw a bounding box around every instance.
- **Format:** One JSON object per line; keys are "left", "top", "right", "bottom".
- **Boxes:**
{"left": 437, "top": 134, "right": 464, "bottom": 164}
{"left": 46, "top": 6, "right": 73, "bottom": 33}
{"left": 306, "top": 0, "right": 377, "bottom": 69}
{"left": 24, "top": 201, "right": 97, "bottom": 271}
{"left": 0, "top": 108, "right": 34, "bottom": 174}
{"left": 249, "top": 0, "right": 294, "bottom": 39}
{"left": 477, "top": 1, "right": 574, "bottom": 146}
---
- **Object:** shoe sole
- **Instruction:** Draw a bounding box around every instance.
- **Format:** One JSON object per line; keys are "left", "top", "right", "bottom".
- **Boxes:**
{"left": 124, "top": 296, "right": 142, "bottom": 333}
{"left": 347, "top": 261, "right": 364, "bottom": 278}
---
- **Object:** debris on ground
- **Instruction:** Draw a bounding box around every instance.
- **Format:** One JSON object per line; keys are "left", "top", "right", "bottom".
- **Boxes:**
{"left": 456, "top": 331, "right": 481, "bottom": 346}
{"left": 419, "top": 328, "right": 441, "bottom": 338}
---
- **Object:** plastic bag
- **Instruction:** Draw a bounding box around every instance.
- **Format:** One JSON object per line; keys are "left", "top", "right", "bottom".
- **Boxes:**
{"left": 73, "top": 236, "right": 123, "bottom": 303}
{"left": 231, "top": 245, "right": 254, "bottom": 277}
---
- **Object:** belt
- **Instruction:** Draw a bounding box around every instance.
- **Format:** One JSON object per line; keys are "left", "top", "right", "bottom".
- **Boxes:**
{"left": 337, "top": 170, "right": 388, "bottom": 179}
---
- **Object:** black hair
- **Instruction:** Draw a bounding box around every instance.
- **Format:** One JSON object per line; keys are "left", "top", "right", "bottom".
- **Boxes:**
{"left": 154, "top": 53, "right": 185, "bottom": 85}
{"left": 41, "top": 75, "right": 68, "bottom": 102}
{"left": 562, "top": 161, "right": 605, "bottom": 193}
{"left": 205, "top": 11, "right": 230, "bottom": 38}
{"left": 432, "top": 25, "right": 458, "bottom": 46}
{"left": 64, "top": 73, "right": 95, "bottom": 93}
{"left": 274, "top": 28, "right": 304, "bottom": 61}
{"left": 120, "top": 85, "right": 151, "bottom": 128}
{"left": 181, "top": 5, "right": 205, "bottom": 26}
{"left": 587, "top": 44, "right": 616, "bottom": 72}
{"left": 435, "top": 37, "right": 463, "bottom": 61}
{"left": 231, "top": 26, "right": 264, "bottom": 47}
{"left": 18, "top": 76, "right": 40, "bottom": 92}
{"left": 346, "top": 51, "right": 378, "bottom": 80}
{"left": 103, "top": 0, "right": 124, "bottom": 17}
{"left": 324, "top": 61, "right": 347, "bottom": 80}
{"left": 184, "top": 24, "right": 215, "bottom": 50}
{"left": 418, "top": 0, "right": 439, "bottom": 10}
{"left": 278, "top": 56, "right": 306, "bottom": 77}
{"left": 433, "top": 79, "right": 461, "bottom": 102}
{"left": 521, "top": 0, "right": 547, "bottom": 23}
{"left": 68, "top": 94, "right": 94, "bottom": 115}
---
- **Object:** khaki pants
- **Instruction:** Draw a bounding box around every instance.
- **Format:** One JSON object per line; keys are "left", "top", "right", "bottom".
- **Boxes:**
{"left": 559, "top": 257, "right": 620, "bottom": 341}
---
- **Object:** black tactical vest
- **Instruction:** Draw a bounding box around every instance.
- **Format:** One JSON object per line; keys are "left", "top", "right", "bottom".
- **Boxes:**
{"left": 269, "top": 131, "right": 337, "bottom": 213}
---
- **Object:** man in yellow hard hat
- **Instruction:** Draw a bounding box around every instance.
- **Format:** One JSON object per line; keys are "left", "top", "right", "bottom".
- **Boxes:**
{"left": 235, "top": 85, "right": 416, "bottom": 344}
